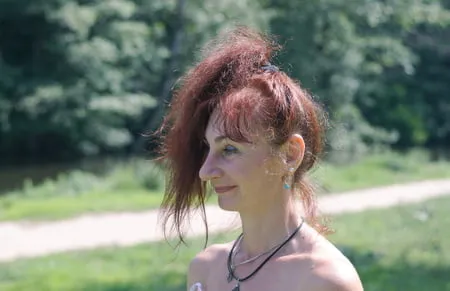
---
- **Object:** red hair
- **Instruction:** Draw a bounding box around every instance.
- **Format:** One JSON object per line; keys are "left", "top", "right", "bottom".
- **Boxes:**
{"left": 157, "top": 27, "right": 329, "bottom": 244}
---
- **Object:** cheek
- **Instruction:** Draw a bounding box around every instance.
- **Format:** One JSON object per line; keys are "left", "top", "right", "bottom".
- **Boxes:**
{"left": 243, "top": 158, "right": 278, "bottom": 184}
{"left": 222, "top": 159, "right": 255, "bottom": 183}
{"left": 226, "top": 151, "right": 279, "bottom": 185}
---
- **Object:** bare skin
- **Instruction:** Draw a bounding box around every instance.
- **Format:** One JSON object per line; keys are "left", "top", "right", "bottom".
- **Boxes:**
{"left": 188, "top": 110, "right": 364, "bottom": 291}
{"left": 188, "top": 223, "right": 363, "bottom": 291}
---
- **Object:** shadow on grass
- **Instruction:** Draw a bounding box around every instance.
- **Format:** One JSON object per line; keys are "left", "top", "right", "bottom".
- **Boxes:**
{"left": 340, "top": 245, "right": 450, "bottom": 291}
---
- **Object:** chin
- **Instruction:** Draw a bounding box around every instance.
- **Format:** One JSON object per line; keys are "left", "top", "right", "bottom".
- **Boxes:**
{"left": 217, "top": 196, "right": 239, "bottom": 212}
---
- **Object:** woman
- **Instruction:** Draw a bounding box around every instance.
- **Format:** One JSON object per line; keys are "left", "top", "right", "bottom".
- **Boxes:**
{"left": 158, "top": 27, "right": 363, "bottom": 291}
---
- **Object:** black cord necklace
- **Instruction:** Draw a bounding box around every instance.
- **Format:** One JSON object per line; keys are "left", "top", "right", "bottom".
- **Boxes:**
{"left": 226, "top": 218, "right": 305, "bottom": 291}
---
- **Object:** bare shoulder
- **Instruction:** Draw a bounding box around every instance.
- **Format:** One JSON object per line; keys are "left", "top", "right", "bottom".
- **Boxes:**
{"left": 187, "top": 242, "right": 231, "bottom": 289}
{"left": 287, "top": 224, "right": 363, "bottom": 291}
{"left": 305, "top": 240, "right": 364, "bottom": 291}
{"left": 307, "top": 253, "right": 363, "bottom": 291}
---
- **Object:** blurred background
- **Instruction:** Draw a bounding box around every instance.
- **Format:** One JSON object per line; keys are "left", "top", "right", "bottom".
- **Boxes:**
{"left": 0, "top": 0, "right": 450, "bottom": 290}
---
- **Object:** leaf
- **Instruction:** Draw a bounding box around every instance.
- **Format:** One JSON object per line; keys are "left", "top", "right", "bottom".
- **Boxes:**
{"left": 89, "top": 94, "right": 157, "bottom": 116}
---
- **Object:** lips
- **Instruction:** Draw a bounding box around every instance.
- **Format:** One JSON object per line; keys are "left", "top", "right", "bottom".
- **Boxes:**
{"left": 214, "top": 186, "right": 237, "bottom": 194}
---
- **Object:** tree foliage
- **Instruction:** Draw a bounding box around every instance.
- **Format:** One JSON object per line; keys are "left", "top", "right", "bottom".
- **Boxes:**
{"left": 266, "top": 0, "right": 450, "bottom": 160}
{"left": 0, "top": 0, "right": 449, "bottom": 162}
{"left": 0, "top": 0, "right": 164, "bottom": 159}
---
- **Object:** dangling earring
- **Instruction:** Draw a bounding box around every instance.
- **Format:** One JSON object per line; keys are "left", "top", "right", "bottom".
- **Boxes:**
{"left": 283, "top": 167, "right": 295, "bottom": 189}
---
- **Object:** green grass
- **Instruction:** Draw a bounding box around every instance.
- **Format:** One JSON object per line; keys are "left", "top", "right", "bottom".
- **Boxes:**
{"left": 0, "top": 189, "right": 163, "bottom": 221}
{"left": 1, "top": 150, "right": 450, "bottom": 221}
{"left": 312, "top": 150, "right": 450, "bottom": 193}
{"left": 1, "top": 195, "right": 449, "bottom": 291}
{"left": 0, "top": 159, "right": 166, "bottom": 221}
{"left": 329, "top": 198, "right": 450, "bottom": 290}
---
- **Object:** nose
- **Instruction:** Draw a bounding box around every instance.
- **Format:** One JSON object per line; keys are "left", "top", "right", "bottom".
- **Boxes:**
{"left": 199, "top": 153, "right": 222, "bottom": 182}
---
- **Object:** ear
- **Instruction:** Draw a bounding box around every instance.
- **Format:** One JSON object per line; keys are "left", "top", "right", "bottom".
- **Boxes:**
{"left": 282, "top": 134, "right": 305, "bottom": 170}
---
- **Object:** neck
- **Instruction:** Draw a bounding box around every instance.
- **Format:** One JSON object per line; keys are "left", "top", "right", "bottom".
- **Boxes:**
{"left": 237, "top": 194, "right": 302, "bottom": 259}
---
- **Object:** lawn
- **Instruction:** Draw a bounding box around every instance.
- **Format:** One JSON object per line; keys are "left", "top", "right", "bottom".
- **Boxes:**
{"left": 311, "top": 150, "right": 450, "bottom": 193}
{"left": 1, "top": 195, "right": 449, "bottom": 291}
{"left": 0, "top": 189, "right": 163, "bottom": 221}
{"left": 1, "top": 150, "right": 450, "bottom": 221}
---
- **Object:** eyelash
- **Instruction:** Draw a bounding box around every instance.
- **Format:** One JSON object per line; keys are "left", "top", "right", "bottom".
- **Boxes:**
{"left": 202, "top": 140, "right": 239, "bottom": 157}
{"left": 222, "top": 144, "right": 239, "bottom": 156}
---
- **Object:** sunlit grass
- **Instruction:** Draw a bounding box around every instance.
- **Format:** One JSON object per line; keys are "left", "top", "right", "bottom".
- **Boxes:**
{"left": 1, "top": 150, "right": 449, "bottom": 221}
{"left": 312, "top": 150, "right": 450, "bottom": 193}
{"left": 1, "top": 195, "right": 449, "bottom": 291}
{"left": 328, "top": 196, "right": 450, "bottom": 291}
{"left": 0, "top": 189, "right": 162, "bottom": 221}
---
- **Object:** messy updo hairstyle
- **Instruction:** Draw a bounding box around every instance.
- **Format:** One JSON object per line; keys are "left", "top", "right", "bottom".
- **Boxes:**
{"left": 157, "top": 27, "right": 329, "bottom": 244}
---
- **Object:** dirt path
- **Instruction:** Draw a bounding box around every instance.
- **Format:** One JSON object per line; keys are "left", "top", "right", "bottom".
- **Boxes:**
{"left": 1, "top": 179, "right": 450, "bottom": 263}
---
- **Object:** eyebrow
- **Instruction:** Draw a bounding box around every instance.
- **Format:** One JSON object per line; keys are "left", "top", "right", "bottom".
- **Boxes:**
{"left": 214, "top": 135, "right": 228, "bottom": 143}
{"left": 204, "top": 135, "right": 228, "bottom": 145}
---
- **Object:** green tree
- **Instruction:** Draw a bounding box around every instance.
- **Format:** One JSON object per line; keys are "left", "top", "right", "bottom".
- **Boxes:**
{"left": 266, "top": 0, "right": 450, "bottom": 161}
{"left": 0, "top": 0, "right": 271, "bottom": 162}
{"left": 358, "top": 7, "right": 450, "bottom": 151}
{"left": 0, "top": 0, "right": 165, "bottom": 160}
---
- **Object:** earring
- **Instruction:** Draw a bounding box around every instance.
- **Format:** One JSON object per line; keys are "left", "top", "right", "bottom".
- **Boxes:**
{"left": 283, "top": 167, "right": 295, "bottom": 189}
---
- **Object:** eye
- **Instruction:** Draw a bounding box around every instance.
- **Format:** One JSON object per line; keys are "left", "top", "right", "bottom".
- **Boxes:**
{"left": 222, "top": 144, "right": 239, "bottom": 156}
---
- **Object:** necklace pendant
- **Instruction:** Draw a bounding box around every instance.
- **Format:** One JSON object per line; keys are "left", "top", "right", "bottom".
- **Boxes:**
{"left": 232, "top": 282, "right": 240, "bottom": 291}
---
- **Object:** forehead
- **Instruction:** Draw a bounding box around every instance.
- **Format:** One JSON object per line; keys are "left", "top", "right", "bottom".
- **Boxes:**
{"left": 204, "top": 109, "right": 248, "bottom": 141}
{"left": 204, "top": 110, "right": 224, "bottom": 139}
{"left": 204, "top": 109, "right": 270, "bottom": 147}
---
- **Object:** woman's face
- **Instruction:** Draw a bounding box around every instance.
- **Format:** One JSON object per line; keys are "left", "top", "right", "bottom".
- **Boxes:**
{"left": 199, "top": 111, "right": 285, "bottom": 212}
